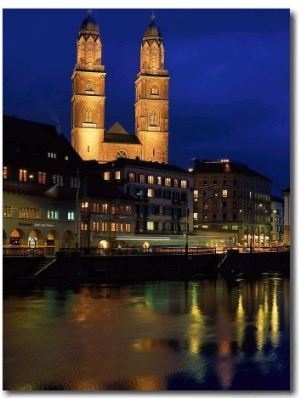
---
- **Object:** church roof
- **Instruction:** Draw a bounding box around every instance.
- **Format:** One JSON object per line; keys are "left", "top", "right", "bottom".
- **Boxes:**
{"left": 144, "top": 13, "right": 162, "bottom": 38}
{"left": 79, "top": 11, "right": 99, "bottom": 36}
{"left": 104, "top": 122, "right": 140, "bottom": 144}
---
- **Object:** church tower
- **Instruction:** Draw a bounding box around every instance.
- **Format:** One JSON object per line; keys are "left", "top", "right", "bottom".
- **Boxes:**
{"left": 135, "top": 13, "right": 170, "bottom": 163}
{"left": 71, "top": 10, "right": 106, "bottom": 161}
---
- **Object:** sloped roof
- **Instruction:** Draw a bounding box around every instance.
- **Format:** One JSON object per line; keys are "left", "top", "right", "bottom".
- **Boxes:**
{"left": 104, "top": 122, "right": 140, "bottom": 144}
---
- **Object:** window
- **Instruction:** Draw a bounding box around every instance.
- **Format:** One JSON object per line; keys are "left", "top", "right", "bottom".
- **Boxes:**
{"left": 103, "top": 171, "right": 110, "bottom": 181}
{"left": 232, "top": 213, "right": 237, "bottom": 221}
{"left": 165, "top": 177, "right": 171, "bottom": 186}
{"left": 114, "top": 170, "right": 121, "bottom": 180}
{"left": 3, "top": 167, "right": 8, "bottom": 179}
{"left": 64, "top": 155, "right": 69, "bottom": 161}
{"left": 147, "top": 221, "right": 155, "bottom": 231}
{"left": 128, "top": 172, "right": 135, "bottom": 182}
{"left": 221, "top": 225, "right": 229, "bottom": 230}
{"left": 125, "top": 223, "right": 131, "bottom": 232}
{"left": 139, "top": 174, "right": 145, "bottom": 183}
{"left": 222, "top": 190, "right": 228, "bottom": 197}
{"left": 173, "top": 179, "right": 178, "bottom": 187}
{"left": 157, "top": 176, "right": 162, "bottom": 185}
{"left": 81, "top": 202, "right": 89, "bottom": 213}
{"left": 101, "top": 222, "right": 108, "bottom": 232}
{"left": 93, "top": 203, "right": 100, "bottom": 213}
{"left": 213, "top": 190, "right": 218, "bottom": 197}
{"left": 232, "top": 225, "right": 238, "bottom": 230}
{"left": 147, "top": 188, "right": 155, "bottom": 198}
{"left": 80, "top": 222, "right": 88, "bottom": 231}
{"left": 222, "top": 180, "right": 227, "bottom": 186}
{"left": 53, "top": 174, "right": 63, "bottom": 186}
{"left": 93, "top": 221, "right": 100, "bottom": 231}
{"left": 213, "top": 179, "right": 217, "bottom": 186}
{"left": 70, "top": 177, "right": 80, "bottom": 188}
{"left": 222, "top": 213, "right": 227, "bottom": 220}
{"left": 86, "top": 79, "right": 93, "bottom": 91}
{"left": 147, "top": 175, "right": 154, "bottom": 184}
{"left": 222, "top": 201, "right": 227, "bottom": 208}
{"left": 212, "top": 214, "right": 217, "bottom": 221}
{"left": 68, "top": 211, "right": 75, "bottom": 220}
{"left": 47, "top": 152, "right": 57, "bottom": 158}
{"left": 203, "top": 190, "right": 208, "bottom": 198}
{"left": 233, "top": 190, "right": 237, "bottom": 197}
{"left": 19, "top": 169, "right": 28, "bottom": 182}
{"left": 203, "top": 180, "right": 208, "bottom": 186}
{"left": 101, "top": 203, "right": 108, "bottom": 214}
{"left": 204, "top": 203, "right": 208, "bottom": 209}
{"left": 117, "top": 150, "right": 127, "bottom": 158}
{"left": 193, "top": 190, "right": 199, "bottom": 201}
{"left": 85, "top": 107, "right": 93, "bottom": 122}
{"left": 36, "top": 172, "right": 46, "bottom": 184}
{"left": 180, "top": 180, "right": 187, "bottom": 189}
{"left": 151, "top": 85, "right": 158, "bottom": 95}
{"left": 47, "top": 210, "right": 59, "bottom": 220}
{"left": 3, "top": 205, "right": 13, "bottom": 217}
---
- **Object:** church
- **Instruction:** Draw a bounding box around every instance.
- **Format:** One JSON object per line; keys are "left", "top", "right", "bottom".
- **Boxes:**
{"left": 71, "top": 10, "right": 170, "bottom": 164}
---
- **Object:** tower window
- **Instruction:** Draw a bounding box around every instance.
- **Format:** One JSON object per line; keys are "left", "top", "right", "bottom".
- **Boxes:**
{"left": 86, "top": 79, "right": 93, "bottom": 91}
{"left": 151, "top": 85, "right": 158, "bottom": 95}
{"left": 85, "top": 108, "right": 93, "bottom": 122}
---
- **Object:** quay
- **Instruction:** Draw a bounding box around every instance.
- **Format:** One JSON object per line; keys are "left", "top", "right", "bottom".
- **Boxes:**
{"left": 3, "top": 246, "right": 290, "bottom": 288}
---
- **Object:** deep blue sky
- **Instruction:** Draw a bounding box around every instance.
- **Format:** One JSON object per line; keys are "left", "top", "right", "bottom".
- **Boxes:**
{"left": 3, "top": 8, "right": 290, "bottom": 197}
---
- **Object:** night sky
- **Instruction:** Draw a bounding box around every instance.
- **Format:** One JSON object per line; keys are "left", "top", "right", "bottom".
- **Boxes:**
{"left": 3, "top": 7, "right": 291, "bottom": 197}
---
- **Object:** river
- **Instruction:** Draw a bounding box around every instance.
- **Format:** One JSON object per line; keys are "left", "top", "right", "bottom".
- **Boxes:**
{"left": 3, "top": 272, "right": 290, "bottom": 391}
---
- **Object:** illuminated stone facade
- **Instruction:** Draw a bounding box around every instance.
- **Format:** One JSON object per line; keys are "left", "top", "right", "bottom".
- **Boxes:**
{"left": 71, "top": 11, "right": 169, "bottom": 164}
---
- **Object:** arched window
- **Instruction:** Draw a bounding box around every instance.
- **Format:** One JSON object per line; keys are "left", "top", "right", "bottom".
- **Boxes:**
{"left": 151, "top": 85, "right": 158, "bottom": 95}
{"left": 85, "top": 107, "right": 93, "bottom": 122}
{"left": 86, "top": 79, "right": 93, "bottom": 91}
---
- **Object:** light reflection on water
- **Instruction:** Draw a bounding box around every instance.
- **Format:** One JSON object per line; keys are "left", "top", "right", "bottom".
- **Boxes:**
{"left": 3, "top": 273, "right": 290, "bottom": 391}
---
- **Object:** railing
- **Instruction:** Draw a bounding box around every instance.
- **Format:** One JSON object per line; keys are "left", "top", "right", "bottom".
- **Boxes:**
{"left": 3, "top": 246, "right": 55, "bottom": 257}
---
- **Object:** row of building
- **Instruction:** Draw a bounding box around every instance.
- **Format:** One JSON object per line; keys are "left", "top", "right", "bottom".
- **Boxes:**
{"left": 3, "top": 11, "right": 290, "bottom": 253}
{"left": 3, "top": 114, "right": 289, "bottom": 253}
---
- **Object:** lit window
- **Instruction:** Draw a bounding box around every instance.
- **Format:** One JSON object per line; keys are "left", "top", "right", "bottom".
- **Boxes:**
{"left": 125, "top": 223, "right": 131, "bottom": 232}
{"left": 114, "top": 170, "right": 121, "bottom": 180}
{"left": 139, "top": 174, "right": 145, "bottom": 183}
{"left": 157, "top": 176, "right": 162, "bottom": 185}
{"left": 101, "top": 222, "right": 108, "bottom": 232}
{"left": 93, "top": 203, "right": 100, "bottom": 213}
{"left": 53, "top": 174, "right": 63, "bottom": 186}
{"left": 3, "top": 167, "right": 8, "bottom": 179}
{"left": 101, "top": 203, "right": 108, "bottom": 214}
{"left": 173, "top": 179, "right": 178, "bottom": 187}
{"left": 3, "top": 205, "right": 13, "bottom": 217}
{"left": 222, "top": 190, "right": 228, "bottom": 197}
{"left": 147, "top": 221, "right": 155, "bottom": 231}
{"left": 68, "top": 211, "right": 75, "bottom": 220}
{"left": 147, "top": 188, "right": 155, "bottom": 197}
{"left": 128, "top": 173, "right": 135, "bottom": 182}
{"left": 147, "top": 175, "right": 154, "bottom": 184}
{"left": 47, "top": 152, "right": 57, "bottom": 158}
{"left": 180, "top": 180, "right": 187, "bottom": 188}
{"left": 93, "top": 221, "right": 100, "bottom": 231}
{"left": 80, "top": 222, "right": 88, "bottom": 231}
{"left": 38, "top": 172, "right": 46, "bottom": 184}
{"left": 165, "top": 178, "right": 171, "bottom": 186}
{"left": 103, "top": 171, "right": 110, "bottom": 181}
{"left": 81, "top": 202, "right": 89, "bottom": 213}
{"left": 47, "top": 210, "right": 59, "bottom": 220}
{"left": 19, "top": 169, "right": 28, "bottom": 182}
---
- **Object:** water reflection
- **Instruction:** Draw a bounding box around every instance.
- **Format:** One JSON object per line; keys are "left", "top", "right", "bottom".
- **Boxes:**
{"left": 3, "top": 273, "right": 290, "bottom": 391}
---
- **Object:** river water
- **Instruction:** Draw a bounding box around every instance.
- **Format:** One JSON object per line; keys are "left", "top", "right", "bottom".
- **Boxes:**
{"left": 3, "top": 272, "right": 290, "bottom": 391}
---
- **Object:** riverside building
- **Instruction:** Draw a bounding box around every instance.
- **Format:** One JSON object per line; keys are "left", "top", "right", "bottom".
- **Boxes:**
{"left": 192, "top": 158, "right": 272, "bottom": 249}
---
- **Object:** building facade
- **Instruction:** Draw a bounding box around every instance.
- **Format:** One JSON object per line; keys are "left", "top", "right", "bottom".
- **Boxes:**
{"left": 3, "top": 116, "right": 138, "bottom": 253}
{"left": 270, "top": 196, "right": 284, "bottom": 246}
{"left": 71, "top": 11, "right": 169, "bottom": 164}
{"left": 192, "top": 158, "right": 272, "bottom": 249}
{"left": 282, "top": 187, "right": 290, "bottom": 246}
{"left": 97, "top": 158, "right": 194, "bottom": 248}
